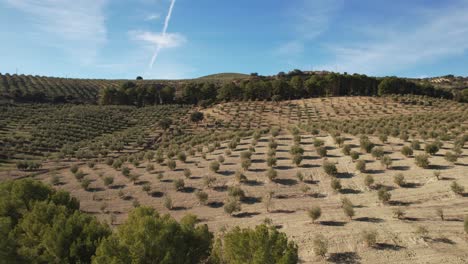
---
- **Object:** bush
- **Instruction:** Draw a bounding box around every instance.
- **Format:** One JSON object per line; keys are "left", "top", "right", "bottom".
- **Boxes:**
{"left": 360, "top": 139, "right": 375, "bottom": 153}
{"left": 292, "top": 154, "right": 303, "bottom": 167}
{"left": 103, "top": 176, "right": 114, "bottom": 187}
{"left": 296, "top": 171, "right": 304, "bottom": 182}
{"left": 371, "top": 147, "right": 384, "bottom": 159}
{"left": 401, "top": 146, "right": 413, "bottom": 157}
{"left": 411, "top": 140, "right": 421, "bottom": 150}
{"left": 323, "top": 161, "right": 337, "bottom": 176}
{"left": 381, "top": 155, "right": 392, "bottom": 169}
{"left": 330, "top": 178, "right": 342, "bottom": 192}
{"left": 313, "top": 234, "right": 328, "bottom": 258}
{"left": 235, "top": 170, "right": 247, "bottom": 183}
{"left": 266, "top": 168, "right": 278, "bottom": 181}
{"left": 177, "top": 152, "right": 187, "bottom": 163}
{"left": 74, "top": 170, "right": 86, "bottom": 181}
{"left": 415, "top": 154, "right": 430, "bottom": 168}
{"left": 393, "top": 207, "right": 405, "bottom": 219}
{"left": 289, "top": 145, "right": 304, "bottom": 156}
{"left": 227, "top": 186, "right": 245, "bottom": 200}
{"left": 361, "top": 230, "right": 378, "bottom": 247}
{"left": 394, "top": 173, "right": 405, "bottom": 187}
{"left": 364, "top": 174, "right": 374, "bottom": 189}
{"left": 183, "top": 168, "right": 192, "bottom": 179}
{"left": 308, "top": 206, "right": 322, "bottom": 223}
{"left": 444, "top": 151, "right": 458, "bottom": 164}
{"left": 164, "top": 195, "right": 173, "bottom": 210}
{"left": 210, "top": 224, "right": 298, "bottom": 264}
{"left": 267, "top": 156, "right": 277, "bottom": 167}
{"left": 425, "top": 143, "right": 439, "bottom": 155}
{"left": 210, "top": 161, "right": 220, "bottom": 173}
{"left": 174, "top": 179, "right": 185, "bottom": 191}
{"left": 316, "top": 146, "right": 327, "bottom": 157}
{"left": 70, "top": 164, "right": 79, "bottom": 174}
{"left": 343, "top": 203, "right": 355, "bottom": 220}
{"left": 203, "top": 175, "right": 217, "bottom": 188}
{"left": 313, "top": 138, "right": 324, "bottom": 147}
{"left": 146, "top": 163, "right": 154, "bottom": 172}
{"left": 350, "top": 151, "right": 360, "bottom": 161}
{"left": 142, "top": 183, "right": 151, "bottom": 193}
{"left": 342, "top": 144, "right": 351, "bottom": 156}
{"left": 195, "top": 190, "right": 209, "bottom": 205}
{"left": 450, "top": 181, "right": 465, "bottom": 196}
{"left": 356, "top": 160, "right": 366, "bottom": 172}
{"left": 217, "top": 155, "right": 225, "bottom": 164}
{"left": 93, "top": 207, "right": 212, "bottom": 264}
{"left": 436, "top": 208, "right": 444, "bottom": 221}
{"left": 167, "top": 159, "right": 177, "bottom": 170}
{"left": 224, "top": 198, "right": 241, "bottom": 216}
{"left": 241, "top": 158, "right": 252, "bottom": 171}
{"left": 464, "top": 215, "right": 468, "bottom": 234}
{"left": 377, "top": 187, "right": 391, "bottom": 204}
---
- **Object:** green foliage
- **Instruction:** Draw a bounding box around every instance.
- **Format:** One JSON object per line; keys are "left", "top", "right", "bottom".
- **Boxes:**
{"left": 330, "top": 178, "right": 342, "bottom": 192}
{"left": 394, "top": 173, "right": 405, "bottom": 187}
{"left": 266, "top": 168, "right": 278, "bottom": 181}
{"left": 364, "top": 174, "right": 374, "bottom": 189}
{"left": 316, "top": 146, "right": 327, "bottom": 157}
{"left": 224, "top": 198, "right": 241, "bottom": 216}
{"left": 425, "top": 143, "right": 439, "bottom": 155}
{"left": 401, "top": 146, "right": 413, "bottom": 157}
{"left": 195, "top": 191, "right": 209, "bottom": 205}
{"left": 210, "top": 224, "right": 298, "bottom": 264}
{"left": 227, "top": 186, "right": 246, "bottom": 201}
{"left": 210, "top": 161, "right": 220, "bottom": 173}
{"left": 361, "top": 229, "right": 378, "bottom": 247}
{"left": 350, "top": 151, "right": 360, "bottom": 161}
{"left": 356, "top": 160, "right": 366, "bottom": 173}
{"left": 415, "top": 154, "right": 430, "bottom": 168}
{"left": 371, "top": 147, "right": 384, "bottom": 159}
{"left": 167, "top": 159, "right": 177, "bottom": 170}
{"left": 307, "top": 206, "right": 322, "bottom": 223}
{"left": 380, "top": 155, "right": 393, "bottom": 169}
{"left": 450, "top": 181, "right": 465, "bottom": 196}
{"left": 312, "top": 235, "right": 328, "bottom": 258}
{"left": 93, "top": 207, "right": 213, "bottom": 264}
{"left": 342, "top": 144, "right": 351, "bottom": 156}
{"left": 323, "top": 161, "right": 337, "bottom": 176}
{"left": 174, "top": 179, "right": 185, "bottom": 191}
{"left": 444, "top": 151, "right": 458, "bottom": 163}
{"left": 377, "top": 187, "right": 391, "bottom": 204}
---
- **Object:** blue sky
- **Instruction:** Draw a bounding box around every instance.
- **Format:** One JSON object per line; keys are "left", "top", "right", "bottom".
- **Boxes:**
{"left": 0, "top": 0, "right": 467, "bottom": 79}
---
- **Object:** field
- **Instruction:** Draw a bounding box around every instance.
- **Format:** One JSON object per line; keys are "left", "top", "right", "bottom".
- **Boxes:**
{"left": 1, "top": 95, "right": 467, "bottom": 263}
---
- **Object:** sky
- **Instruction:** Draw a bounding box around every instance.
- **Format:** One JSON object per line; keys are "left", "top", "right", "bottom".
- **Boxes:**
{"left": 0, "top": 0, "right": 467, "bottom": 79}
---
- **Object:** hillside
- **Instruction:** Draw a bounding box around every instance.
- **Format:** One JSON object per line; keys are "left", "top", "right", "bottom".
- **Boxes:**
{"left": 197, "top": 72, "right": 249, "bottom": 80}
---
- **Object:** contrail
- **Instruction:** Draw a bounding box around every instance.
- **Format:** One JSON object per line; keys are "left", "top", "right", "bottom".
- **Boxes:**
{"left": 149, "top": 0, "right": 176, "bottom": 68}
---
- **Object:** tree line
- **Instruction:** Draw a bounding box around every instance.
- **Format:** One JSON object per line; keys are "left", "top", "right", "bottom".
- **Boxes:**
{"left": 0, "top": 179, "right": 298, "bottom": 264}
{"left": 99, "top": 71, "right": 465, "bottom": 106}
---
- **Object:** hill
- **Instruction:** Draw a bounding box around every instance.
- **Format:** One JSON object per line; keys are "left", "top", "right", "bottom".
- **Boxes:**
{"left": 197, "top": 72, "right": 249, "bottom": 80}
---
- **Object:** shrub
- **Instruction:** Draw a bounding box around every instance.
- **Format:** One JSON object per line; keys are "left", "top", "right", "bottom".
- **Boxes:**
{"left": 300, "top": 184, "right": 310, "bottom": 195}
{"left": 87, "top": 161, "right": 96, "bottom": 168}
{"left": 183, "top": 168, "right": 192, "bottom": 179}
{"left": 342, "top": 144, "right": 351, "bottom": 156}
{"left": 167, "top": 160, "right": 177, "bottom": 170}
{"left": 174, "top": 179, "right": 185, "bottom": 191}
{"left": 271, "top": 127, "right": 280, "bottom": 137}
{"left": 308, "top": 206, "right": 322, "bottom": 223}
{"left": 203, "top": 175, "right": 217, "bottom": 188}
{"left": 415, "top": 226, "right": 429, "bottom": 238}
{"left": 81, "top": 178, "right": 91, "bottom": 191}
{"left": 364, "top": 174, "right": 374, "bottom": 189}
{"left": 142, "top": 183, "right": 151, "bottom": 193}
{"left": 93, "top": 207, "right": 212, "bottom": 264}
{"left": 436, "top": 208, "right": 444, "bottom": 221}
{"left": 263, "top": 191, "right": 275, "bottom": 212}
{"left": 146, "top": 164, "right": 154, "bottom": 172}
{"left": 330, "top": 178, "right": 342, "bottom": 192}
{"left": 235, "top": 170, "right": 247, "bottom": 183}
{"left": 360, "top": 139, "right": 375, "bottom": 153}
{"left": 450, "top": 181, "right": 465, "bottom": 196}
{"left": 195, "top": 190, "right": 209, "bottom": 205}
{"left": 268, "top": 141, "right": 278, "bottom": 149}
{"left": 323, "top": 161, "right": 337, "bottom": 176}
{"left": 411, "top": 140, "right": 421, "bottom": 150}
{"left": 394, "top": 173, "right": 405, "bottom": 187}
{"left": 103, "top": 176, "right": 114, "bottom": 187}
{"left": 240, "top": 151, "right": 252, "bottom": 160}
{"left": 128, "top": 174, "right": 140, "bottom": 184}
{"left": 343, "top": 203, "right": 355, "bottom": 220}
{"left": 74, "top": 170, "right": 86, "bottom": 181}
{"left": 70, "top": 164, "right": 79, "bottom": 174}
{"left": 51, "top": 175, "right": 61, "bottom": 186}
{"left": 393, "top": 208, "right": 405, "bottom": 219}
{"left": 312, "top": 235, "right": 328, "bottom": 258}
{"left": 267, "top": 156, "right": 277, "bottom": 167}
{"left": 164, "top": 195, "right": 173, "bottom": 210}
{"left": 177, "top": 152, "right": 187, "bottom": 163}
{"left": 433, "top": 170, "right": 441, "bottom": 180}
{"left": 292, "top": 154, "right": 303, "bottom": 167}
{"left": 381, "top": 155, "right": 392, "bottom": 169}
{"left": 464, "top": 215, "right": 468, "bottom": 234}
{"left": 241, "top": 158, "right": 252, "bottom": 171}
{"left": 209, "top": 161, "right": 220, "bottom": 173}
{"left": 217, "top": 155, "right": 225, "bottom": 164}
{"left": 414, "top": 154, "right": 430, "bottom": 168}
{"left": 316, "top": 146, "right": 327, "bottom": 158}
{"left": 122, "top": 167, "right": 131, "bottom": 177}
{"left": 378, "top": 187, "right": 391, "bottom": 204}
{"left": 350, "top": 151, "right": 360, "bottom": 161}
{"left": 227, "top": 186, "right": 245, "bottom": 200}
{"left": 371, "top": 147, "right": 384, "bottom": 159}
{"left": 444, "top": 151, "right": 458, "bottom": 164}
{"left": 424, "top": 143, "right": 439, "bottom": 155}
{"left": 361, "top": 230, "right": 378, "bottom": 247}
{"left": 289, "top": 145, "right": 304, "bottom": 156}
{"left": 401, "top": 146, "right": 413, "bottom": 157}
{"left": 224, "top": 198, "right": 241, "bottom": 216}
{"left": 356, "top": 160, "right": 366, "bottom": 173}
{"left": 313, "top": 138, "right": 324, "bottom": 147}
{"left": 296, "top": 171, "right": 304, "bottom": 182}
{"left": 379, "top": 134, "right": 388, "bottom": 143}
{"left": 266, "top": 168, "right": 278, "bottom": 181}
{"left": 210, "top": 224, "right": 298, "bottom": 264}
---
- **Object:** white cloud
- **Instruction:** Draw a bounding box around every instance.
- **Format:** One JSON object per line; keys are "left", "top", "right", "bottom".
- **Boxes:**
{"left": 132, "top": 31, "right": 186, "bottom": 49}
{"left": 320, "top": 2, "right": 468, "bottom": 75}
{"left": 5, "top": 0, "right": 107, "bottom": 64}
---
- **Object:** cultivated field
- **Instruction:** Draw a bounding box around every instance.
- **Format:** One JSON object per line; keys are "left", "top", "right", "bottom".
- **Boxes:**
{"left": 1, "top": 95, "right": 467, "bottom": 263}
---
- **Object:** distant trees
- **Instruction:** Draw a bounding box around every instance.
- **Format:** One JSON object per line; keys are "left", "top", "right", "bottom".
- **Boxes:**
{"left": 99, "top": 82, "right": 175, "bottom": 106}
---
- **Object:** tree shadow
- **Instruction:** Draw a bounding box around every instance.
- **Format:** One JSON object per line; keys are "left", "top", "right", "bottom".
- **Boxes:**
{"left": 271, "top": 209, "right": 296, "bottom": 214}
{"left": 234, "top": 211, "right": 261, "bottom": 218}
{"left": 402, "top": 182, "right": 422, "bottom": 188}
{"left": 213, "top": 186, "right": 228, "bottom": 192}
{"left": 308, "top": 192, "right": 327, "bottom": 198}
{"left": 242, "top": 196, "right": 261, "bottom": 204}
{"left": 302, "top": 164, "right": 319, "bottom": 169}
{"left": 161, "top": 179, "right": 173, "bottom": 183}
{"left": 244, "top": 180, "right": 264, "bottom": 186}
{"left": 110, "top": 184, "right": 126, "bottom": 189}
{"left": 304, "top": 180, "right": 319, "bottom": 185}
{"left": 251, "top": 159, "right": 265, "bottom": 164}
{"left": 208, "top": 201, "right": 224, "bottom": 208}
{"left": 88, "top": 187, "right": 105, "bottom": 192}
{"left": 354, "top": 217, "right": 384, "bottom": 223}
{"left": 367, "top": 169, "right": 385, "bottom": 174}
{"left": 151, "top": 191, "right": 164, "bottom": 198}
{"left": 340, "top": 188, "right": 361, "bottom": 194}
{"left": 375, "top": 243, "right": 405, "bottom": 251}
{"left": 388, "top": 200, "right": 413, "bottom": 206}
{"left": 275, "top": 178, "right": 298, "bottom": 186}
{"left": 172, "top": 206, "right": 188, "bottom": 211}
{"left": 431, "top": 237, "right": 455, "bottom": 245}
{"left": 219, "top": 170, "right": 235, "bottom": 176}
{"left": 327, "top": 252, "right": 361, "bottom": 264}
{"left": 336, "top": 172, "right": 354, "bottom": 179}
{"left": 181, "top": 187, "right": 197, "bottom": 193}
{"left": 276, "top": 165, "right": 294, "bottom": 170}
{"left": 135, "top": 180, "right": 149, "bottom": 186}
{"left": 320, "top": 220, "right": 347, "bottom": 227}
{"left": 392, "top": 166, "right": 410, "bottom": 171}
{"left": 429, "top": 164, "right": 451, "bottom": 170}
{"left": 250, "top": 168, "right": 267, "bottom": 173}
